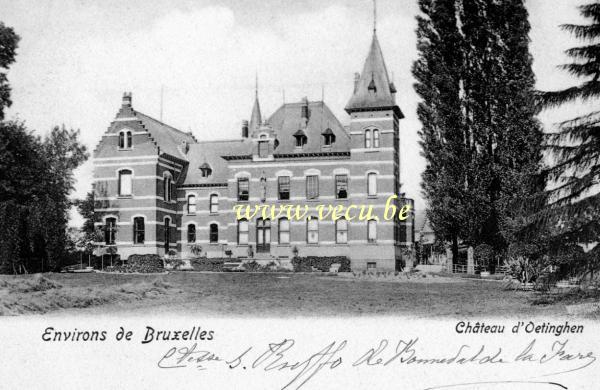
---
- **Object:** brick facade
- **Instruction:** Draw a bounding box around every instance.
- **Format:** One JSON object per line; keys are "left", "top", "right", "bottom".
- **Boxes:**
{"left": 93, "top": 32, "right": 415, "bottom": 271}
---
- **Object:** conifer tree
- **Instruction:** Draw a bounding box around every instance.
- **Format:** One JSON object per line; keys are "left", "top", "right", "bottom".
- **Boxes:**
{"left": 540, "top": 2, "right": 600, "bottom": 273}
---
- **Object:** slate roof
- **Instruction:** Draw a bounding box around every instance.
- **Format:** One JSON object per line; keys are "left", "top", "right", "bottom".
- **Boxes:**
{"left": 182, "top": 140, "right": 251, "bottom": 185}
{"left": 134, "top": 111, "right": 196, "bottom": 160}
{"left": 267, "top": 101, "right": 350, "bottom": 154}
{"left": 345, "top": 33, "right": 401, "bottom": 117}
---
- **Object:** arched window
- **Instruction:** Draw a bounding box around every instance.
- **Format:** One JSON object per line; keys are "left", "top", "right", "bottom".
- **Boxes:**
{"left": 118, "top": 169, "right": 132, "bottom": 196}
{"left": 367, "top": 219, "right": 377, "bottom": 243}
{"left": 307, "top": 217, "right": 319, "bottom": 244}
{"left": 187, "top": 195, "right": 196, "bottom": 214}
{"left": 199, "top": 163, "right": 212, "bottom": 177}
{"left": 209, "top": 223, "right": 219, "bottom": 243}
{"left": 278, "top": 217, "right": 290, "bottom": 245}
{"left": 367, "top": 173, "right": 377, "bottom": 196}
{"left": 365, "top": 129, "right": 371, "bottom": 148}
{"left": 237, "top": 177, "right": 249, "bottom": 201}
{"left": 163, "top": 173, "right": 173, "bottom": 202}
{"left": 238, "top": 219, "right": 249, "bottom": 245}
{"left": 336, "top": 218, "right": 348, "bottom": 244}
{"left": 294, "top": 130, "right": 307, "bottom": 148}
{"left": 210, "top": 194, "right": 219, "bottom": 213}
{"left": 164, "top": 217, "right": 171, "bottom": 250}
{"left": 133, "top": 217, "right": 145, "bottom": 244}
{"left": 118, "top": 130, "right": 132, "bottom": 149}
{"left": 187, "top": 224, "right": 196, "bottom": 243}
{"left": 373, "top": 129, "right": 380, "bottom": 148}
{"left": 322, "top": 128, "right": 335, "bottom": 146}
{"left": 104, "top": 217, "right": 117, "bottom": 245}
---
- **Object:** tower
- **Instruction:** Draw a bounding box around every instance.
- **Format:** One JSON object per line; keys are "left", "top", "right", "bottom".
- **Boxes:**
{"left": 345, "top": 23, "right": 405, "bottom": 268}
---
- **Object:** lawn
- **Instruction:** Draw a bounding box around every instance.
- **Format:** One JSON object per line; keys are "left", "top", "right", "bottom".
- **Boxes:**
{"left": 1, "top": 271, "right": 590, "bottom": 317}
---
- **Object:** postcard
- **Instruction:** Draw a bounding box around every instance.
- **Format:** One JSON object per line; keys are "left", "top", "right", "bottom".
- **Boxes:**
{"left": 0, "top": 0, "right": 598, "bottom": 389}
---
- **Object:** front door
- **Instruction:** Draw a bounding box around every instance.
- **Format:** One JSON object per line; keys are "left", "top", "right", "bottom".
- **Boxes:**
{"left": 256, "top": 218, "right": 271, "bottom": 253}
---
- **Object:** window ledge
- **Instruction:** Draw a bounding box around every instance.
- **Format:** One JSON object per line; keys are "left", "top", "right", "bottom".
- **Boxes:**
{"left": 186, "top": 213, "right": 196, "bottom": 216}
{"left": 209, "top": 212, "right": 220, "bottom": 216}
{"left": 117, "top": 195, "right": 133, "bottom": 199}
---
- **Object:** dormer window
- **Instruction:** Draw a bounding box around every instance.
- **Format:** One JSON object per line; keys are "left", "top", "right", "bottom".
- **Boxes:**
{"left": 258, "top": 141, "right": 269, "bottom": 158}
{"left": 118, "top": 130, "right": 132, "bottom": 149}
{"left": 294, "top": 130, "right": 307, "bottom": 148}
{"left": 199, "top": 163, "right": 212, "bottom": 177}
{"left": 322, "top": 128, "right": 335, "bottom": 147}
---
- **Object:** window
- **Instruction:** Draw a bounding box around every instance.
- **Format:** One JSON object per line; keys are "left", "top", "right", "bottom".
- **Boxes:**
{"left": 210, "top": 194, "right": 219, "bottom": 213}
{"left": 164, "top": 218, "right": 171, "bottom": 250}
{"left": 367, "top": 262, "right": 377, "bottom": 269}
{"left": 210, "top": 223, "right": 218, "bottom": 243}
{"left": 373, "top": 129, "right": 380, "bottom": 148}
{"left": 294, "top": 130, "right": 307, "bottom": 148}
{"left": 163, "top": 173, "right": 173, "bottom": 202}
{"left": 335, "top": 175, "right": 348, "bottom": 199}
{"left": 258, "top": 141, "right": 269, "bottom": 158}
{"left": 199, "top": 163, "right": 212, "bottom": 178}
{"left": 238, "top": 219, "right": 249, "bottom": 245}
{"left": 336, "top": 218, "right": 348, "bottom": 244}
{"left": 306, "top": 175, "right": 319, "bottom": 200}
{"left": 307, "top": 217, "right": 319, "bottom": 244}
{"left": 118, "top": 169, "right": 132, "bottom": 196}
{"left": 187, "top": 224, "right": 196, "bottom": 243}
{"left": 187, "top": 195, "right": 196, "bottom": 214}
{"left": 322, "top": 129, "right": 335, "bottom": 146}
{"left": 368, "top": 219, "right": 377, "bottom": 243}
{"left": 133, "top": 217, "right": 145, "bottom": 244}
{"left": 279, "top": 217, "right": 290, "bottom": 245}
{"left": 367, "top": 173, "right": 377, "bottom": 196}
{"left": 104, "top": 217, "right": 117, "bottom": 245}
{"left": 365, "top": 129, "right": 371, "bottom": 148}
{"left": 118, "top": 130, "right": 132, "bottom": 149}
{"left": 238, "top": 178, "right": 249, "bottom": 201}
{"left": 278, "top": 176, "right": 290, "bottom": 200}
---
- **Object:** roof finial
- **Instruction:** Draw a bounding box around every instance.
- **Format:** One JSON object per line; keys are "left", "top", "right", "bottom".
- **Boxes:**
{"left": 373, "top": 0, "right": 377, "bottom": 34}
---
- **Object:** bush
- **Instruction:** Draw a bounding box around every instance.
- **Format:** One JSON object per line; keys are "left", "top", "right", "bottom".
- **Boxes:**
{"left": 106, "top": 254, "right": 163, "bottom": 273}
{"left": 190, "top": 257, "right": 225, "bottom": 272}
{"left": 291, "top": 256, "right": 350, "bottom": 272}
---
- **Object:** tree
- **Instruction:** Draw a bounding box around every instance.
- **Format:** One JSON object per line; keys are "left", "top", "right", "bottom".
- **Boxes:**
{"left": 412, "top": 0, "right": 471, "bottom": 262}
{"left": 75, "top": 191, "right": 100, "bottom": 253}
{"left": 0, "top": 22, "right": 19, "bottom": 120}
{"left": 414, "top": 0, "right": 545, "bottom": 266}
{"left": 539, "top": 2, "right": 600, "bottom": 277}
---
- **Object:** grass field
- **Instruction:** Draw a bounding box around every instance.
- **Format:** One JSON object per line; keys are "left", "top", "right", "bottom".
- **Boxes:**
{"left": 2, "top": 271, "right": 596, "bottom": 317}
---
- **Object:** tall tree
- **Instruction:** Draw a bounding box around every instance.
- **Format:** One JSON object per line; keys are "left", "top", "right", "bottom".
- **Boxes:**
{"left": 540, "top": 2, "right": 600, "bottom": 274}
{"left": 0, "top": 22, "right": 19, "bottom": 120}
{"left": 413, "top": 0, "right": 470, "bottom": 262}
{"left": 414, "top": 0, "right": 545, "bottom": 265}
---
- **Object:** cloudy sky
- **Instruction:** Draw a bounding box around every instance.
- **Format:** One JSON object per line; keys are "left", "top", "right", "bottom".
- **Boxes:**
{"left": 0, "top": 0, "right": 592, "bottom": 225}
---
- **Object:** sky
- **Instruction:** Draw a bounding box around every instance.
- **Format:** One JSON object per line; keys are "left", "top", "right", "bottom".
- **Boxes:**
{"left": 0, "top": 0, "right": 592, "bottom": 226}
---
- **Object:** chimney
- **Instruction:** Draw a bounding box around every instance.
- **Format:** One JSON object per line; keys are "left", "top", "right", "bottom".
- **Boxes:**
{"left": 300, "top": 96, "right": 309, "bottom": 128}
{"left": 353, "top": 73, "right": 360, "bottom": 94}
{"left": 241, "top": 120, "right": 249, "bottom": 138}
{"left": 122, "top": 92, "right": 132, "bottom": 107}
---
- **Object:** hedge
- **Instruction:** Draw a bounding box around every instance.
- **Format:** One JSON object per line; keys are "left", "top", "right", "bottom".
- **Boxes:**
{"left": 291, "top": 256, "right": 350, "bottom": 272}
{"left": 106, "top": 254, "right": 163, "bottom": 273}
{"left": 190, "top": 257, "right": 225, "bottom": 272}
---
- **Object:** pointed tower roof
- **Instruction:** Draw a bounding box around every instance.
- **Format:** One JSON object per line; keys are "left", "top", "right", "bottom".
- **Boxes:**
{"left": 345, "top": 33, "right": 402, "bottom": 117}
{"left": 249, "top": 74, "right": 262, "bottom": 130}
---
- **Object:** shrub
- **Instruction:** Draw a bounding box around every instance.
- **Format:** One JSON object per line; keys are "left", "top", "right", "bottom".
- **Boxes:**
{"left": 106, "top": 254, "right": 164, "bottom": 273}
{"left": 190, "top": 257, "right": 225, "bottom": 272}
{"left": 291, "top": 256, "right": 350, "bottom": 272}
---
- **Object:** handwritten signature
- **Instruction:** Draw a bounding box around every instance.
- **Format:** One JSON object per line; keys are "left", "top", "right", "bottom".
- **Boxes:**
{"left": 157, "top": 338, "right": 596, "bottom": 390}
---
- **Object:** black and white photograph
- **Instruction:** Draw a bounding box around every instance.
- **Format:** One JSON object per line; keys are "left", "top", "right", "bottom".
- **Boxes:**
{"left": 0, "top": 0, "right": 598, "bottom": 389}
